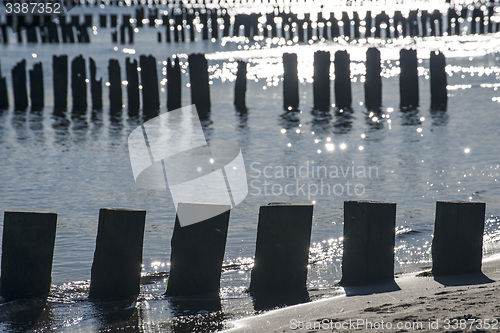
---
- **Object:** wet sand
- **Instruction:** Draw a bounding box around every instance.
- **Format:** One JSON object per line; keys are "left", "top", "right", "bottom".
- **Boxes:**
{"left": 224, "top": 255, "right": 500, "bottom": 332}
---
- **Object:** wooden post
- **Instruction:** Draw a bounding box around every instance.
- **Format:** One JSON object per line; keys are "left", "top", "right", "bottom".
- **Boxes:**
{"left": 313, "top": 51, "right": 330, "bottom": 111}
{"left": 12, "top": 60, "right": 29, "bottom": 111}
{"left": 167, "top": 57, "right": 181, "bottom": 111}
{"left": 53, "top": 55, "right": 68, "bottom": 111}
{"left": 89, "top": 208, "right": 146, "bottom": 300}
{"left": 399, "top": 49, "right": 419, "bottom": 108}
{"left": 0, "top": 61, "right": 8, "bottom": 109}
{"left": 340, "top": 201, "right": 396, "bottom": 286}
{"left": 364, "top": 47, "right": 382, "bottom": 110}
{"left": 432, "top": 201, "right": 485, "bottom": 276}
{"left": 126, "top": 57, "right": 140, "bottom": 114}
{"left": 29, "top": 62, "right": 44, "bottom": 111}
{"left": 108, "top": 59, "right": 122, "bottom": 111}
{"left": 334, "top": 50, "right": 352, "bottom": 109}
{"left": 71, "top": 55, "right": 87, "bottom": 112}
{"left": 139, "top": 55, "right": 160, "bottom": 114}
{"left": 249, "top": 203, "right": 313, "bottom": 293}
{"left": 282, "top": 53, "right": 299, "bottom": 110}
{"left": 188, "top": 53, "right": 211, "bottom": 114}
{"left": 234, "top": 60, "right": 247, "bottom": 111}
{"left": 430, "top": 51, "right": 447, "bottom": 110}
{"left": 0, "top": 211, "right": 57, "bottom": 299}
{"left": 165, "top": 203, "right": 230, "bottom": 297}
{"left": 89, "top": 58, "right": 102, "bottom": 110}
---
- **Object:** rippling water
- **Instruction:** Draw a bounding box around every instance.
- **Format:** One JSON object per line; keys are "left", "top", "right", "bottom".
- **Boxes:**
{"left": 1, "top": 9, "right": 500, "bottom": 331}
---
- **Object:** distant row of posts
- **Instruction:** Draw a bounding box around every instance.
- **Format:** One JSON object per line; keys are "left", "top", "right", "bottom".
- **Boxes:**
{"left": 0, "top": 200, "right": 486, "bottom": 301}
{"left": 2, "top": 5, "right": 499, "bottom": 45}
{"left": 0, "top": 48, "right": 447, "bottom": 115}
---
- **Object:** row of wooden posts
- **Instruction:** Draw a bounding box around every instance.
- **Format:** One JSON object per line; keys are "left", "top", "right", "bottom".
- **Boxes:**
{"left": 1, "top": 4, "right": 499, "bottom": 45}
{"left": 0, "top": 200, "right": 486, "bottom": 300}
{"left": 0, "top": 47, "right": 447, "bottom": 117}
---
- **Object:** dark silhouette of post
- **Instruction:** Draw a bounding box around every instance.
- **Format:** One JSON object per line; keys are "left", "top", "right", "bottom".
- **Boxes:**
{"left": 234, "top": 60, "right": 247, "bottom": 111}
{"left": 71, "top": 55, "right": 87, "bottom": 112}
{"left": 166, "top": 203, "right": 230, "bottom": 297}
{"left": 313, "top": 51, "right": 330, "bottom": 111}
{"left": 188, "top": 53, "right": 211, "bottom": 114}
{"left": 282, "top": 53, "right": 299, "bottom": 110}
{"left": 53, "top": 55, "right": 68, "bottom": 111}
{"left": 89, "top": 208, "right": 146, "bottom": 300}
{"left": 250, "top": 203, "right": 314, "bottom": 293}
{"left": 89, "top": 58, "right": 102, "bottom": 110}
{"left": 334, "top": 50, "right": 352, "bottom": 109}
{"left": 340, "top": 201, "right": 396, "bottom": 286}
{"left": 139, "top": 55, "right": 160, "bottom": 115}
{"left": 29, "top": 62, "right": 44, "bottom": 111}
{"left": 126, "top": 57, "right": 140, "bottom": 114}
{"left": 108, "top": 59, "right": 122, "bottom": 111}
{"left": 399, "top": 49, "right": 419, "bottom": 108}
{"left": 12, "top": 60, "right": 29, "bottom": 111}
{"left": 364, "top": 47, "right": 382, "bottom": 109}
{"left": 167, "top": 57, "right": 181, "bottom": 111}
{"left": 0, "top": 62, "right": 8, "bottom": 109}
{"left": 430, "top": 51, "right": 447, "bottom": 110}
{"left": 0, "top": 211, "right": 57, "bottom": 300}
{"left": 432, "top": 201, "right": 485, "bottom": 276}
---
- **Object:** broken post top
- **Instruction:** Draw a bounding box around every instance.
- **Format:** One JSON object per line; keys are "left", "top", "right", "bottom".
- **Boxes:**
{"left": 265, "top": 202, "right": 313, "bottom": 207}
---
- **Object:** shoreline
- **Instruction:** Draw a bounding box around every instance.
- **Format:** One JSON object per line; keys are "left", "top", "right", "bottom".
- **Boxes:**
{"left": 223, "top": 253, "right": 500, "bottom": 332}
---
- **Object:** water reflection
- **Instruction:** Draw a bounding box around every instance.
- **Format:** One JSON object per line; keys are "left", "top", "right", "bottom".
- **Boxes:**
{"left": 333, "top": 107, "right": 354, "bottom": 134}
{"left": 0, "top": 298, "right": 54, "bottom": 333}
{"left": 28, "top": 109, "right": 45, "bottom": 144}
{"left": 279, "top": 110, "right": 301, "bottom": 130}
{"left": 311, "top": 109, "right": 333, "bottom": 135}
{"left": 400, "top": 107, "right": 421, "bottom": 126}
{"left": 51, "top": 110, "right": 70, "bottom": 146}
{"left": 430, "top": 108, "right": 449, "bottom": 126}
{"left": 71, "top": 113, "right": 89, "bottom": 143}
{"left": 11, "top": 110, "right": 29, "bottom": 142}
{"left": 168, "top": 296, "right": 225, "bottom": 332}
{"left": 92, "top": 299, "right": 141, "bottom": 333}
{"left": 364, "top": 107, "right": 384, "bottom": 130}
{"left": 250, "top": 289, "right": 310, "bottom": 312}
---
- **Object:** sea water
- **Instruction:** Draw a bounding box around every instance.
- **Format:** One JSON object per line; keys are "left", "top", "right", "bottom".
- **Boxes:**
{"left": 1, "top": 5, "right": 500, "bottom": 331}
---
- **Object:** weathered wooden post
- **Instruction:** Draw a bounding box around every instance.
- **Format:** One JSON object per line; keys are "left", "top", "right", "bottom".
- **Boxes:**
{"left": 0, "top": 62, "right": 8, "bottom": 109}
{"left": 334, "top": 50, "right": 352, "bottom": 109}
{"left": 340, "top": 201, "right": 396, "bottom": 286}
{"left": 89, "top": 58, "right": 102, "bottom": 110}
{"left": 89, "top": 208, "right": 146, "bottom": 300}
{"left": 399, "top": 49, "right": 419, "bottom": 108}
{"left": 313, "top": 50, "right": 330, "bottom": 111}
{"left": 108, "top": 59, "right": 122, "bottom": 111}
{"left": 249, "top": 203, "right": 314, "bottom": 293}
{"left": 126, "top": 57, "right": 140, "bottom": 114}
{"left": 0, "top": 211, "right": 57, "bottom": 299}
{"left": 188, "top": 53, "right": 211, "bottom": 115}
{"left": 166, "top": 57, "right": 181, "bottom": 111}
{"left": 71, "top": 55, "right": 87, "bottom": 112}
{"left": 430, "top": 51, "right": 447, "bottom": 110}
{"left": 365, "top": 47, "right": 382, "bottom": 109}
{"left": 166, "top": 203, "right": 231, "bottom": 297}
{"left": 53, "top": 55, "right": 68, "bottom": 111}
{"left": 12, "top": 60, "right": 29, "bottom": 111}
{"left": 282, "top": 53, "right": 299, "bottom": 110}
{"left": 29, "top": 62, "right": 44, "bottom": 111}
{"left": 139, "top": 55, "right": 160, "bottom": 114}
{"left": 432, "top": 201, "right": 485, "bottom": 276}
{"left": 234, "top": 60, "right": 247, "bottom": 111}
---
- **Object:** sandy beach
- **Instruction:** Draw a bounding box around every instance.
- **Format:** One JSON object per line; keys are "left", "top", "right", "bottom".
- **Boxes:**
{"left": 224, "top": 254, "right": 500, "bottom": 332}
